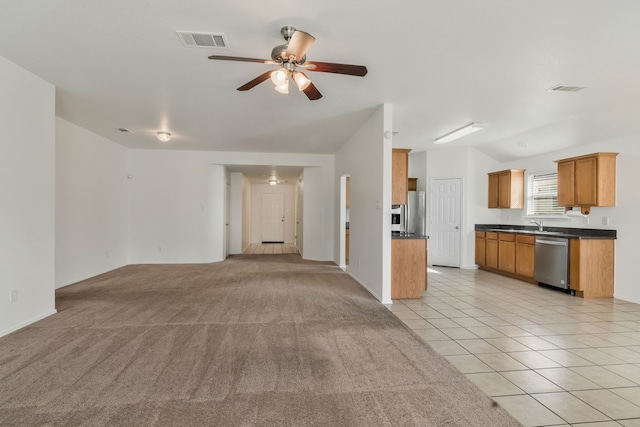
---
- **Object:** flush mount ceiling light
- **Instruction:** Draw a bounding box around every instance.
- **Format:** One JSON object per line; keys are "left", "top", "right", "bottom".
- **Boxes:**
{"left": 434, "top": 122, "right": 483, "bottom": 144}
{"left": 268, "top": 176, "right": 278, "bottom": 186}
{"left": 157, "top": 131, "right": 171, "bottom": 142}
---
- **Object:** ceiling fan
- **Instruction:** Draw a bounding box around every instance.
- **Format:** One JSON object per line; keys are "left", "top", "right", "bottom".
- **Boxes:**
{"left": 208, "top": 26, "right": 368, "bottom": 100}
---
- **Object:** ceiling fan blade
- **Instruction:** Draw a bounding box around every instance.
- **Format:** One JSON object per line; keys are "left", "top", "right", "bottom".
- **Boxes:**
{"left": 285, "top": 30, "right": 316, "bottom": 61}
{"left": 305, "top": 61, "right": 368, "bottom": 77}
{"left": 208, "top": 55, "right": 271, "bottom": 64}
{"left": 303, "top": 82, "right": 323, "bottom": 101}
{"left": 237, "top": 70, "right": 273, "bottom": 91}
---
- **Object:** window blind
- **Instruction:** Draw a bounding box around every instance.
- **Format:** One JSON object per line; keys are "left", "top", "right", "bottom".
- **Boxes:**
{"left": 527, "top": 172, "right": 564, "bottom": 215}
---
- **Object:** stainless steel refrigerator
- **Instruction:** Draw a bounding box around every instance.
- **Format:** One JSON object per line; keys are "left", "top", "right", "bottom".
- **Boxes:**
{"left": 406, "top": 191, "right": 426, "bottom": 235}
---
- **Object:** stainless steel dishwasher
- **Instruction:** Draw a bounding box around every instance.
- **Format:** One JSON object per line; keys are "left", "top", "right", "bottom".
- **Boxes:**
{"left": 534, "top": 236, "right": 570, "bottom": 289}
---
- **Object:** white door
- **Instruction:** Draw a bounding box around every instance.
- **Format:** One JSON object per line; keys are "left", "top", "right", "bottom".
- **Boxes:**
{"left": 261, "top": 193, "right": 284, "bottom": 243}
{"left": 430, "top": 178, "right": 462, "bottom": 267}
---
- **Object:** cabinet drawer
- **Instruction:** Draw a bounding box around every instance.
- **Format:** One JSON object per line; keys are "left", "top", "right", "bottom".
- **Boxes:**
{"left": 476, "top": 231, "right": 485, "bottom": 238}
{"left": 486, "top": 232, "right": 498, "bottom": 240}
{"left": 516, "top": 234, "right": 535, "bottom": 244}
{"left": 498, "top": 233, "right": 515, "bottom": 242}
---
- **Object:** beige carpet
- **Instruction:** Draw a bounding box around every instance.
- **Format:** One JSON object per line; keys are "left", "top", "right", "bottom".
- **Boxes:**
{"left": 0, "top": 254, "right": 520, "bottom": 426}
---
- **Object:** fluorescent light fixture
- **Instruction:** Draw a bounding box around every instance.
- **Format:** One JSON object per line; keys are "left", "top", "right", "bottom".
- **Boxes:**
{"left": 434, "top": 122, "right": 483, "bottom": 144}
{"left": 157, "top": 131, "right": 171, "bottom": 142}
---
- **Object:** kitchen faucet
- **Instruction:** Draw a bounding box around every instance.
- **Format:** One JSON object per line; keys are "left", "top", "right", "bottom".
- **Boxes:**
{"left": 530, "top": 219, "right": 543, "bottom": 231}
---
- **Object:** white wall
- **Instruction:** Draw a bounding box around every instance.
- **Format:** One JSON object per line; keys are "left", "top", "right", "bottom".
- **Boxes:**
{"left": 408, "top": 151, "right": 427, "bottom": 192}
{"left": 424, "top": 146, "right": 500, "bottom": 268}
{"left": 480, "top": 139, "right": 640, "bottom": 303}
{"left": 128, "top": 150, "right": 211, "bottom": 263}
{"left": 335, "top": 104, "right": 392, "bottom": 303}
{"left": 0, "top": 56, "right": 56, "bottom": 337}
{"left": 128, "top": 150, "right": 335, "bottom": 263}
{"left": 250, "top": 184, "right": 296, "bottom": 244}
{"left": 55, "top": 118, "right": 129, "bottom": 287}
{"left": 301, "top": 166, "right": 335, "bottom": 260}
{"left": 229, "top": 172, "right": 243, "bottom": 254}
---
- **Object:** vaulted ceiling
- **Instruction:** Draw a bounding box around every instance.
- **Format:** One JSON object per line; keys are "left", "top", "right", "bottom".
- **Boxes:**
{"left": 2, "top": 1, "right": 639, "bottom": 164}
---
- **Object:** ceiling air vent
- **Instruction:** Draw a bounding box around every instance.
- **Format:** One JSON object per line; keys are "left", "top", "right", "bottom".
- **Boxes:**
{"left": 176, "top": 31, "right": 228, "bottom": 48}
{"left": 548, "top": 85, "right": 585, "bottom": 92}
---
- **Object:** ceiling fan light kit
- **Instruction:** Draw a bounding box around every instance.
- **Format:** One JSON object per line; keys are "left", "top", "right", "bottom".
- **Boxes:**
{"left": 208, "top": 26, "right": 368, "bottom": 100}
{"left": 434, "top": 122, "right": 483, "bottom": 144}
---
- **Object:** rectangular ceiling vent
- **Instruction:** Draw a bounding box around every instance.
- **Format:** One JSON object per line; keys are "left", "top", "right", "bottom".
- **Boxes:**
{"left": 176, "top": 31, "right": 228, "bottom": 49}
{"left": 548, "top": 85, "right": 585, "bottom": 92}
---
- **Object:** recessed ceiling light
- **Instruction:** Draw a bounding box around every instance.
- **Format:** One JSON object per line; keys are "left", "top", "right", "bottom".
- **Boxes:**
{"left": 157, "top": 131, "right": 171, "bottom": 142}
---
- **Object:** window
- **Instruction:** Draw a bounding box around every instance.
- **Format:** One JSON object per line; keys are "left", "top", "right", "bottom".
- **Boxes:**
{"left": 526, "top": 171, "right": 564, "bottom": 216}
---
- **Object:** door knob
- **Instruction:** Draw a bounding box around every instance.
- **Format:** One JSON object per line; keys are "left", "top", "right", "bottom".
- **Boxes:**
{"left": 455, "top": 226, "right": 459, "bottom": 230}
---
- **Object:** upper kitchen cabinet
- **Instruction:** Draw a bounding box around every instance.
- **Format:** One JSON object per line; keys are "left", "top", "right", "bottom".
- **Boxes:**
{"left": 487, "top": 169, "right": 524, "bottom": 208}
{"left": 392, "top": 149, "right": 411, "bottom": 205}
{"left": 555, "top": 152, "right": 618, "bottom": 214}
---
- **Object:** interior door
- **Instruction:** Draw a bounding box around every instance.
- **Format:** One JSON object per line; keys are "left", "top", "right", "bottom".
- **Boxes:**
{"left": 430, "top": 178, "right": 462, "bottom": 267}
{"left": 261, "top": 193, "right": 284, "bottom": 243}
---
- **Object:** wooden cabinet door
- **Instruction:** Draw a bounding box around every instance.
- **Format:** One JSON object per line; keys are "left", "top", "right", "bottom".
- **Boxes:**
{"left": 346, "top": 177, "right": 350, "bottom": 209}
{"left": 498, "top": 234, "right": 516, "bottom": 273}
{"left": 498, "top": 172, "right": 511, "bottom": 208}
{"left": 485, "top": 232, "right": 498, "bottom": 269}
{"left": 488, "top": 173, "right": 499, "bottom": 208}
{"left": 391, "top": 239, "right": 426, "bottom": 299}
{"left": 575, "top": 157, "right": 598, "bottom": 206}
{"left": 556, "top": 160, "right": 575, "bottom": 207}
{"left": 515, "top": 237, "right": 535, "bottom": 278}
{"left": 392, "top": 149, "right": 409, "bottom": 205}
{"left": 475, "top": 232, "right": 486, "bottom": 266}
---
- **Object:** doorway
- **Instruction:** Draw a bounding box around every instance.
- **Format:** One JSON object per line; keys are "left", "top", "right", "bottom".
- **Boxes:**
{"left": 429, "top": 178, "right": 462, "bottom": 267}
{"left": 261, "top": 193, "right": 284, "bottom": 243}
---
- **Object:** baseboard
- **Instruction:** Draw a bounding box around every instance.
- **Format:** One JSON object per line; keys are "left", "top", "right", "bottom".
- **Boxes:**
{"left": 0, "top": 309, "right": 57, "bottom": 338}
{"left": 348, "top": 273, "right": 390, "bottom": 304}
{"left": 56, "top": 264, "right": 127, "bottom": 289}
{"left": 613, "top": 293, "right": 640, "bottom": 304}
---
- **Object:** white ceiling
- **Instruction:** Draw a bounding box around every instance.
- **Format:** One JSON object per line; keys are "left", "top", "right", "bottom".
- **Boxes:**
{"left": 2, "top": 1, "right": 640, "bottom": 166}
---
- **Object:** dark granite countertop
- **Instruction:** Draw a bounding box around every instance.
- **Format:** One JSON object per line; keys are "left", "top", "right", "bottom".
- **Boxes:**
{"left": 392, "top": 232, "right": 429, "bottom": 240}
{"left": 475, "top": 224, "right": 616, "bottom": 240}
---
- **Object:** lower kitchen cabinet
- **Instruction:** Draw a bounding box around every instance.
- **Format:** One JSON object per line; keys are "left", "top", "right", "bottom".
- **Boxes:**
{"left": 477, "top": 231, "right": 534, "bottom": 283}
{"left": 570, "top": 239, "right": 615, "bottom": 298}
{"left": 476, "top": 229, "right": 615, "bottom": 298}
{"left": 498, "top": 233, "right": 516, "bottom": 273}
{"left": 475, "top": 232, "right": 486, "bottom": 265}
{"left": 515, "top": 234, "right": 535, "bottom": 278}
{"left": 345, "top": 229, "right": 350, "bottom": 264}
{"left": 485, "top": 232, "right": 498, "bottom": 269}
{"left": 391, "top": 238, "right": 427, "bottom": 299}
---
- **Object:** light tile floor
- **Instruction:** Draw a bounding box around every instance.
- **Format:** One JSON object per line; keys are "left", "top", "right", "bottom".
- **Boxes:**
{"left": 388, "top": 266, "right": 640, "bottom": 427}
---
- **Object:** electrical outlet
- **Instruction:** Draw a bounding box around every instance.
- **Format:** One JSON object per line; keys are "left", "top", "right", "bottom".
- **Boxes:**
{"left": 158, "top": 246, "right": 162, "bottom": 252}
{"left": 106, "top": 251, "right": 109, "bottom": 258}
{"left": 601, "top": 216, "right": 610, "bottom": 225}
{"left": 357, "top": 258, "right": 361, "bottom": 266}
{"left": 583, "top": 216, "right": 589, "bottom": 225}
{"left": 10, "top": 290, "right": 18, "bottom": 303}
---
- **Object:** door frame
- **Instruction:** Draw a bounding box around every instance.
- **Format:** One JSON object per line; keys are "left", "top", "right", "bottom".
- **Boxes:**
{"left": 339, "top": 174, "right": 349, "bottom": 270}
{"left": 429, "top": 177, "right": 463, "bottom": 268}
